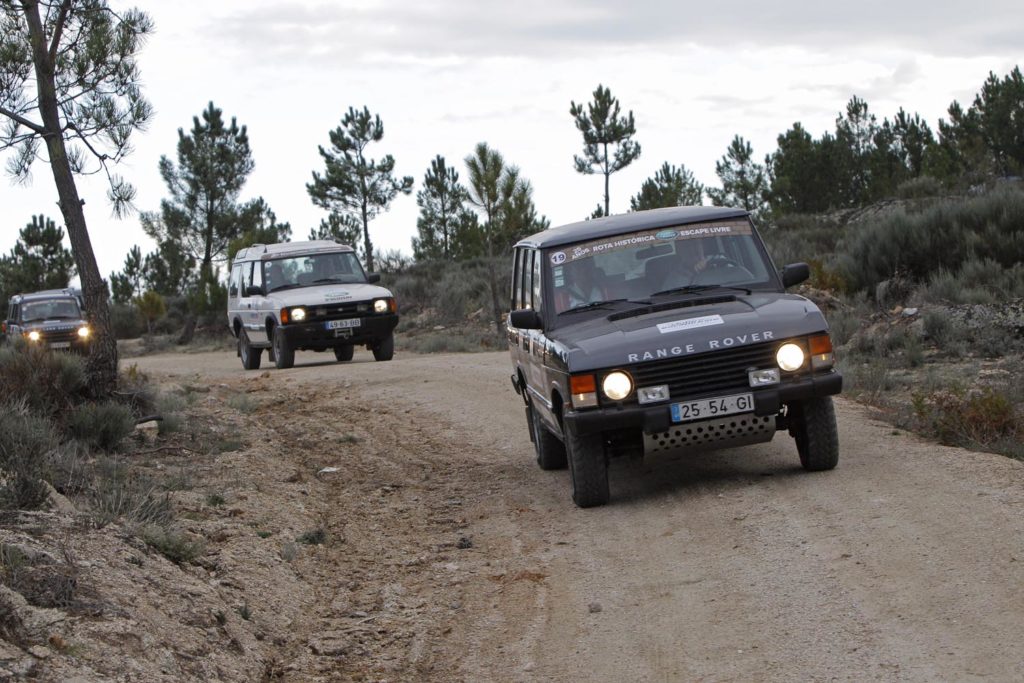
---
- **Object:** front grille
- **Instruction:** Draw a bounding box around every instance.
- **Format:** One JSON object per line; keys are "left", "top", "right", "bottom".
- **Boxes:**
{"left": 306, "top": 302, "right": 371, "bottom": 321}
{"left": 38, "top": 328, "right": 78, "bottom": 343}
{"left": 632, "top": 341, "right": 779, "bottom": 401}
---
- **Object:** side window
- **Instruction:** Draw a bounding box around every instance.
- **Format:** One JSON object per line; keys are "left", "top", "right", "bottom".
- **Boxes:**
{"left": 252, "top": 262, "right": 264, "bottom": 291}
{"left": 532, "top": 250, "right": 543, "bottom": 311}
{"left": 229, "top": 265, "right": 241, "bottom": 297}
{"left": 241, "top": 263, "right": 253, "bottom": 293}
{"left": 511, "top": 249, "right": 523, "bottom": 311}
{"left": 521, "top": 249, "right": 533, "bottom": 309}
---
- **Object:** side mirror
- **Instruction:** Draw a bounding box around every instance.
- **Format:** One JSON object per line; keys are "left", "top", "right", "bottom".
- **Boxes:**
{"left": 367, "top": 273, "right": 381, "bottom": 284}
{"left": 245, "top": 285, "right": 264, "bottom": 297}
{"left": 781, "top": 262, "right": 810, "bottom": 288}
{"left": 509, "top": 309, "right": 543, "bottom": 330}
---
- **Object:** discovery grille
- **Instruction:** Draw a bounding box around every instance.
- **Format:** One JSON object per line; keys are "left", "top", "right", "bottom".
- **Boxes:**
{"left": 631, "top": 341, "right": 780, "bottom": 401}
{"left": 307, "top": 302, "right": 370, "bottom": 321}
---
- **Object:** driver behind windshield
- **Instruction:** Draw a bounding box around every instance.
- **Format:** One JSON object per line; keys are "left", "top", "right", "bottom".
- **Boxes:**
{"left": 556, "top": 258, "right": 606, "bottom": 312}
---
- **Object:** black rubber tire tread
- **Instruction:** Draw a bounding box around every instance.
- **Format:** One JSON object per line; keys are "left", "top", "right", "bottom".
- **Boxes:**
{"left": 530, "top": 403, "right": 567, "bottom": 470}
{"left": 334, "top": 345, "right": 354, "bottom": 362}
{"left": 565, "top": 422, "right": 610, "bottom": 508}
{"left": 793, "top": 396, "right": 840, "bottom": 471}
{"left": 239, "top": 330, "right": 262, "bottom": 370}
{"left": 372, "top": 334, "right": 394, "bottom": 362}
{"left": 273, "top": 327, "right": 295, "bottom": 369}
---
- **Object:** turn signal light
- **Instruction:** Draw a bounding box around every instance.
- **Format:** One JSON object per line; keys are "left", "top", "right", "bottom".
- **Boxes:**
{"left": 809, "top": 334, "right": 835, "bottom": 370}
{"left": 570, "top": 374, "right": 598, "bottom": 409}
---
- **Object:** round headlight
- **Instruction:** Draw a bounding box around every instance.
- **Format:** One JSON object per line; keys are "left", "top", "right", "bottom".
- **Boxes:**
{"left": 27, "top": 330, "right": 41, "bottom": 342}
{"left": 602, "top": 371, "right": 633, "bottom": 401}
{"left": 77, "top": 326, "right": 90, "bottom": 338}
{"left": 776, "top": 343, "right": 806, "bottom": 371}
{"left": 373, "top": 299, "right": 389, "bottom": 313}
{"left": 291, "top": 307, "right": 306, "bottom": 322}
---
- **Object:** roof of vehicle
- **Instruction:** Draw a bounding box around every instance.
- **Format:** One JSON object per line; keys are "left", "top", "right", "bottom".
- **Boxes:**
{"left": 515, "top": 205, "right": 751, "bottom": 249}
{"left": 10, "top": 288, "right": 82, "bottom": 303}
{"left": 233, "top": 240, "right": 355, "bottom": 262}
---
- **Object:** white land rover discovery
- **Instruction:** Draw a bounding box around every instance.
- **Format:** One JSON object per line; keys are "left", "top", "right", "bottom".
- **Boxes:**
{"left": 227, "top": 240, "right": 399, "bottom": 370}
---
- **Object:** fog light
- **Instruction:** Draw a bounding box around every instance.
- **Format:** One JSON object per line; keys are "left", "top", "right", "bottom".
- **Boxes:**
{"left": 373, "top": 299, "right": 388, "bottom": 313}
{"left": 637, "top": 384, "right": 670, "bottom": 405}
{"left": 748, "top": 368, "right": 780, "bottom": 387}
{"left": 602, "top": 371, "right": 633, "bottom": 401}
{"left": 776, "top": 343, "right": 805, "bottom": 371}
{"left": 77, "top": 326, "right": 90, "bottom": 338}
{"left": 27, "top": 330, "right": 41, "bottom": 342}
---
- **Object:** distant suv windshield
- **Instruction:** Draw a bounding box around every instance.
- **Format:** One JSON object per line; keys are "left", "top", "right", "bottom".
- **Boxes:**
{"left": 20, "top": 298, "right": 81, "bottom": 322}
{"left": 549, "top": 219, "right": 774, "bottom": 315}
{"left": 264, "top": 252, "right": 367, "bottom": 292}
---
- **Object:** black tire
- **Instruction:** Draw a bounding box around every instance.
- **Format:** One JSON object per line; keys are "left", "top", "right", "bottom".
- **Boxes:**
{"left": 529, "top": 403, "right": 567, "bottom": 470}
{"left": 334, "top": 344, "right": 354, "bottom": 362}
{"left": 239, "top": 329, "right": 262, "bottom": 370}
{"left": 790, "top": 396, "right": 840, "bottom": 471}
{"left": 565, "top": 421, "right": 610, "bottom": 508}
{"left": 273, "top": 326, "right": 295, "bottom": 369}
{"left": 372, "top": 334, "right": 394, "bottom": 362}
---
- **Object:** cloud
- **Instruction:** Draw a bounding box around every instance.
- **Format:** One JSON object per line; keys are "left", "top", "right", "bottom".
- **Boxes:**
{"left": 210, "top": 0, "right": 1024, "bottom": 65}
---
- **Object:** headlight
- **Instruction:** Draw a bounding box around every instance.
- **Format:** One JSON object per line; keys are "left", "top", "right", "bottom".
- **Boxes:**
{"left": 77, "top": 326, "right": 90, "bottom": 338}
{"left": 776, "top": 343, "right": 806, "bottom": 371}
{"left": 291, "top": 307, "right": 306, "bottom": 322}
{"left": 373, "top": 299, "right": 389, "bottom": 313}
{"left": 27, "top": 330, "right": 41, "bottom": 342}
{"left": 602, "top": 371, "right": 633, "bottom": 401}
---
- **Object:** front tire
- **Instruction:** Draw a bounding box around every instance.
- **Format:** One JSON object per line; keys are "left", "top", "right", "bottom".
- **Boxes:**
{"left": 273, "top": 326, "right": 295, "bottom": 369}
{"left": 334, "top": 344, "right": 354, "bottom": 362}
{"left": 790, "top": 397, "right": 840, "bottom": 471}
{"left": 529, "top": 403, "right": 567, "bottom": 470}
{"left": 239, "top": 329, "right": 262, "bottom": 370}
{"left": 565, "top": 421, "right": 609, "bottom": 508}
{"left": 372, "top": 334, "right": 394, "bottom": 362}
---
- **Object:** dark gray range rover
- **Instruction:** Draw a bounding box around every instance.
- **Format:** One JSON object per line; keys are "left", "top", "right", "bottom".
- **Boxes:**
{"left": 507, "top": 206, "right": 841, "bottom": 507}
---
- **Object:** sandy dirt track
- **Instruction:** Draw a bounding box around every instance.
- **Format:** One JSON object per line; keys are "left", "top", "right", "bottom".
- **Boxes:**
{"left": 132, "top": 348, "right": 1024, "bottom": 682}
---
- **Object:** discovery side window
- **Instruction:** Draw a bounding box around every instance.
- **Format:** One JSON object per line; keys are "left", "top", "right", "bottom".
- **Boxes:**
{"left": 511, "top": 249, "right": 524, "bottom": 311}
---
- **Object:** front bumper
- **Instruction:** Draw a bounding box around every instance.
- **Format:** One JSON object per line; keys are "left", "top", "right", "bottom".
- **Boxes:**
{"left": 279, "top": 314, "right": 399, "bottom": 350}
{"left": 564, "top": 370, "right": 842, "bottom": 437}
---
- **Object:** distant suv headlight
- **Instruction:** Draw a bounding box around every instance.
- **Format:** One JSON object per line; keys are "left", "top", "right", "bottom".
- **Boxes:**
{"left": 374, "top": 298, "right": 396, "bottom": 314}
{"left": 27, "top": 330, "right": 41, "bottom": 342}
{"left": 77, "top": 326, "right": 90, "bottom": 338}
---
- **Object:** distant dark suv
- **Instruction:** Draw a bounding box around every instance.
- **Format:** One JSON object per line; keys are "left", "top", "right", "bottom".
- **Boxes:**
{"left": 3, "top": 289, "right": 91, "bottom": 352}
{"left": 507, "top": 206, "right": 842, "bottom": 507}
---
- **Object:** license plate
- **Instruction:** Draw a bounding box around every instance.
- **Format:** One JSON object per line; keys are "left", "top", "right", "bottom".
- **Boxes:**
{"left": 49, "top": 341, "right": 71, "bottom": 349}
{"left": 325, "top": 319, "right": 361, "bottom": 330}
{"left": 671, "top": 393, "right": 754, "bottom": 423}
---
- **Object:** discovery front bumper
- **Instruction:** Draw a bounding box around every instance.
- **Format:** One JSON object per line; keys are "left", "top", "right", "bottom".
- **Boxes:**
{"left": 278, "top": 314, "right": 399, "bottom": 350}
{"left": 564, "top": 370, "right": 842, "bottom": 437}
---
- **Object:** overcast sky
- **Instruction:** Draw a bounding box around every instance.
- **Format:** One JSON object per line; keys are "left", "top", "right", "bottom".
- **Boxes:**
{"left": 2, "top": 0, "right": 1022, "bottom": 279}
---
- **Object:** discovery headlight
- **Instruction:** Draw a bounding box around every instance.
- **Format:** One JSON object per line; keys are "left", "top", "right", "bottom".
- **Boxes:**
{"left": 373, "top": 299, "right": 389, "bottom": 313}
{"left": 27, "top": 330, "right": 41, "bottom": 342}
{"left": 77, "top": 326, "right": 91, "bottom": 338}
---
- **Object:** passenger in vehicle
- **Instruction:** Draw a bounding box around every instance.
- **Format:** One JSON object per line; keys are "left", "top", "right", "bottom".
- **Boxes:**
{"left": 559, "top": 258, "right": 606, "bottom": 311}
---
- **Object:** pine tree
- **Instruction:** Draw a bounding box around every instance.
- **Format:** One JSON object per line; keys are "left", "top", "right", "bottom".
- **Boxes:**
{"left": 0, "top": 215, "right": 76, "bottom": 303}
{"left": 412, "top": 155, "right": 472, "bottom": 261}
{"left": 630, "top": 163, "right": 704, "bottom": 211}
{"left": 307, "top": 106, "right": 413, "bottom": 272}
{"left": 110, "top": 246, "right": 144, "bottom": 304}
{"left": 570, "top": 85, "right": 641, "bottom": 215}
{"left": 0, "top": 1, "right": 154, "bottom": 394}
{"left": 706, "top": 136, "right": 769, "bottom": 218}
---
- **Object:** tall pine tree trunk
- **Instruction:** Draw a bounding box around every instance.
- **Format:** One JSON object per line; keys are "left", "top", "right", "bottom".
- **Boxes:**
{"left": 361, "top": 202, "right": 374, "bottom": 272}
{"left": 25, "top": 0, "right": 118, "bottom": 395}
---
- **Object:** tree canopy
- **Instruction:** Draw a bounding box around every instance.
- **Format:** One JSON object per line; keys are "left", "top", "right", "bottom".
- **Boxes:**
{"left": 631, "top": 162, "right": 705, "bottom": 211}
{"left": 570, "top": 84, "right": 641, "bottom": 216}
{"left": 0, "top": 214, "right": 75, "bottom": 304}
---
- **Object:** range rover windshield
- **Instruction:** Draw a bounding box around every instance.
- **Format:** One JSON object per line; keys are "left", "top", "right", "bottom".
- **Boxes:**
{"left": 264, "top": 252, "right": 367, "bottom": 292}
{"left": 21, "top": 298, "right": 82, "bottom": 322}
{"left": 548, "top": 220, "right": 775, "bottom": 315}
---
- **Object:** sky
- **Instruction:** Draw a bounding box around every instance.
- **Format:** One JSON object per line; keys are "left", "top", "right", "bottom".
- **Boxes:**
{"left": 2, "top": 0, "right": 1023, "bottom": 281}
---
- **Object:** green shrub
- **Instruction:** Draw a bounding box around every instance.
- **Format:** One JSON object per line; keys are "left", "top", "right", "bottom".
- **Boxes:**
{"left": 141, "top": 525, "right": 205, "bottom": 565}
{"left": 67, "top": 402, "right": 135, "bottom": 452}
{"left": 895, "top": 175, "right": 943, "bottom": 200}
{"left": 912, "top": 386, "right": 1019, "bottom": 452}
{"left": 110, "top": 303, "right": 146, "bottom": 339}
{"left": 838, "top": 187, "right": 1024, "bottom": 295}
{"left": 0, "top": 402, "right": 58, "bottom": 510}
{"left": 88, "top": 459, "right": 174, "bottom": 528}
{"left": 0, "top": 345, "right": 86, "bottom": 417}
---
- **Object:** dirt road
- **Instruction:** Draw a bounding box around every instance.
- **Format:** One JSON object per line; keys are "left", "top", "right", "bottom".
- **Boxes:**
{"left": 133, "top": 349, "right": 1024, "bottom": 682}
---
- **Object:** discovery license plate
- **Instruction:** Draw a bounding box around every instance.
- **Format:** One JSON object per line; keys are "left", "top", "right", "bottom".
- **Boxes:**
{"left": 49, "top": 341, "right": 71, "bottom": 349}
{"left": 325, "top": 319, "right": 361, "bottom": 330}
{"left": 671, "top": 393, "right": 754, "bottom": 423}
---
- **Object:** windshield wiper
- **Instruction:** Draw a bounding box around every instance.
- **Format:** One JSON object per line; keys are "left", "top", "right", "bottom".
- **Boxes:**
{"left": 268, "top": 283, "right": 303, "bottom": 293}
{"left": 559, "top": 298, "right": 630, "bottom": 315}
{"left": 312, "top": 277, "right": 349, "bottom": 284}
{"left": 650, "top": 284, "right": 752, "bottom": 297}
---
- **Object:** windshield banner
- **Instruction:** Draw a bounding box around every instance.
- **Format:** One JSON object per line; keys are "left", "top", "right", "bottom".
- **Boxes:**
{"left": 550, "top": 220, "right": 752, "bottom": 264}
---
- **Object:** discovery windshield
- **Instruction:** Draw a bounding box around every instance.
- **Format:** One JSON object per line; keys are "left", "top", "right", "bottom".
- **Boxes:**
{"left": 20, "top": 298, "right": 82, "bottom": 322}
{"left": 548, "top": 220, "right": 775, "bottom": 315}
{"left": 264, "top": 252, "right": 368, "bottom": 292}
